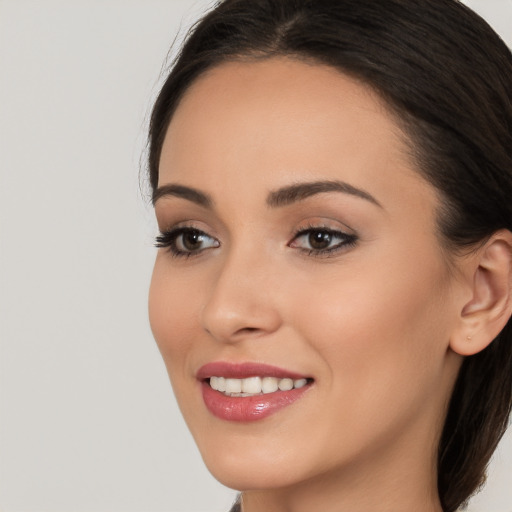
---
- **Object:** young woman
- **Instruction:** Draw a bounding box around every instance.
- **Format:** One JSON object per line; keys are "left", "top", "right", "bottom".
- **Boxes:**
{"left": 146, "top": 1, "right": 512, "bottom": 511}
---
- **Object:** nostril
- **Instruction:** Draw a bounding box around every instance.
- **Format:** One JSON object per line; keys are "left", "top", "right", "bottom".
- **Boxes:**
{"left": 236, "top": 327, "right": 260, "bottom": 335}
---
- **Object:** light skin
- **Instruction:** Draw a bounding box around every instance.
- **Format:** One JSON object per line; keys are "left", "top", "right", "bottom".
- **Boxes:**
{"left": 149, "top": 57, "right": 512, "bottom": 512}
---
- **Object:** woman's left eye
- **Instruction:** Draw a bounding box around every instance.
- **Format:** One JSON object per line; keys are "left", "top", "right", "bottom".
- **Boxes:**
{"left": 289, "top": 228, "right": 357, "bottom": 256}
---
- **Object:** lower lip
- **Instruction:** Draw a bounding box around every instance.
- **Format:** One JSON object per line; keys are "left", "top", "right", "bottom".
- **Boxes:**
{"left": 201, "top": 381, "right": 311, "bottom": 422}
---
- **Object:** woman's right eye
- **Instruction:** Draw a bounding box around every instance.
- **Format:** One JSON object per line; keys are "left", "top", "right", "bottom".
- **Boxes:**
{"left": 155, "top": 227, "right": 220, "bottom": 258}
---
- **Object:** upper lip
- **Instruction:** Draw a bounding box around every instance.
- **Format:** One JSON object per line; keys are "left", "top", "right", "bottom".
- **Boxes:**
{"left": 196, "top": 362, "right": 310, "bottom": 381}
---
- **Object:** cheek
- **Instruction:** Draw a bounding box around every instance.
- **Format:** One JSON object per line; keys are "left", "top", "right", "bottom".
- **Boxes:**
{"left": 291, "top": 247, "right": 453, "bottom": 413}
{"left": 273, "top": 253, "right": 454, "bottom": 473}
{"left": 148, "top": 258, "right": 201, "bottom": 374}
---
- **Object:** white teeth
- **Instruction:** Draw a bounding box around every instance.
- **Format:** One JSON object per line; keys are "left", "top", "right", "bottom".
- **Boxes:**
{"left": 209, "top": 376, "right": 226, "bottom": 392}
{"left": 294, "top": 378, "right": 307, "bottom": 389}
{"left": 278, "top": 378, "right": 294, "bottom": 391}
{"left": 262, "top": 377, "right": 279, "bottom": 394}
{"left": 217, "top": 376, "right": 226, "bottom": 392}
{"left": 225, "top": 378, "right": 242, "bottom": 393}
{"left": 209, "top": 376, "right": 310, "bottom": 395}
{"left": 241, "top": 376, "right": 262, "bottom": 394}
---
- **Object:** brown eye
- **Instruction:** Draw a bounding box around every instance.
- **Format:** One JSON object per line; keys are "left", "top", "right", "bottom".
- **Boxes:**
{"left": 180, "top": 230, "right": 205, "bottom": 251}
{"left": 289, "top": 227, "right": 358, "bottom": 257}
{"left": 308, "top": 230, "right": 333, "bottom": 250}
{"left": 174, "top": 229, "right": 220, "bottom": 253}
{"left": 155, "top": 227, "right": 220, "bottom": 257}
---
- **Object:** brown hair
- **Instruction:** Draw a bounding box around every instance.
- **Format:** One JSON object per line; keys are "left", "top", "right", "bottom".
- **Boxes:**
{"left": 147, "top": 1, "right": 512, "bottom": 510}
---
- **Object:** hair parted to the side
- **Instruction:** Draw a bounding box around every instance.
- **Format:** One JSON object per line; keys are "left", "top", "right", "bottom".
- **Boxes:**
{"left": 147, "top": 1, "right": 512, "bottom": 510}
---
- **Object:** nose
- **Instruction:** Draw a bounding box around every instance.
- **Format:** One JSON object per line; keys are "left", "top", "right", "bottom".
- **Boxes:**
{"left": 201, "top": 247, "right": 282, "bottom": 343}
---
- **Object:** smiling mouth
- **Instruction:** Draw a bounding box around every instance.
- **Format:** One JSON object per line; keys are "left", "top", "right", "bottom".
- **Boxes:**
{"left": 207, "top": 376, "right": 314, "bottom": 397}
{"left": 199, "top": 363, "right": 314, "bottom": 421}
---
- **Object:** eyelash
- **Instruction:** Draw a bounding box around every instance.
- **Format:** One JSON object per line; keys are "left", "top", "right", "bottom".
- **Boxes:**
{"left": 155, "top": 225, "right": 358, "bottom": 259}
{"left": 290, "top": 224, "right": 358, "bottom": 258}
{"left": 155, "top": 226, "right": 219, "bottom": 259}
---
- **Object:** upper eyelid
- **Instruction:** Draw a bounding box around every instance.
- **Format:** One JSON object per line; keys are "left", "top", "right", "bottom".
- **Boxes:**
{"left": 294, "top": 224, "right": 349, "bottom": 233}
{"left": 160, "top": 225, "right": 218, "bottom": 241}
{"left": 293, "top": 227, "right": 350, "bottom": 237}
{"left": 158, "top": 219, "right": 358, "bottom": 243}
{"left": 292, "top": 220, "right": 356, "bottom": 237}
{"left": 290, "top": 227, "right": 356, "bottom": 245}
{"left": 158, "top": 220, "right": 216, "bottom": 235}
{"left": 158, "top": 223, "right": 355, "bottom": 240}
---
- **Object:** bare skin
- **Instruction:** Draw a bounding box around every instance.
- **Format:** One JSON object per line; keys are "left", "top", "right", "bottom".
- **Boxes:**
{"left": 149, "top": 58, "right": 512, "bottom": 512}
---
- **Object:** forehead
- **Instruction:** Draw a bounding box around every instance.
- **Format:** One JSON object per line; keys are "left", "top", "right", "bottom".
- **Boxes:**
{"left": 159, "top": 57, "right": 430, "bottom": 208}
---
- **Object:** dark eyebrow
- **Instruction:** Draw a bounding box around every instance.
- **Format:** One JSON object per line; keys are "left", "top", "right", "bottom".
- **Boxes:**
{"left": 152, "top": 184, "right": 213, "bottom": 208}
{"left": 153, "top": 180, "right": 381, "bottom": 209}
{"left": 266, "top": 180, "right": 382, "bottom": 208}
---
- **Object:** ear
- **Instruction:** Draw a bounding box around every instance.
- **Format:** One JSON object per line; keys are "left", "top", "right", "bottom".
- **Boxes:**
{"left": 450, "top": 230, "right": 512, "bottom": 356}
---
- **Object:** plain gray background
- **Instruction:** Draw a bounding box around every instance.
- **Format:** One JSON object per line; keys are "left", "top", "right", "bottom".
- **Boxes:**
{"left": 0, "top": 1, "right": 511, "bottom": 511}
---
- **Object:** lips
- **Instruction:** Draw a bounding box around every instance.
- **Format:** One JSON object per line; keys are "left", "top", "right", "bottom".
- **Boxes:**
{"left": 197, "top": 362, "right": 309, "bottom": 380}
{"left": 197, "top": 362, "right": 313, "bottom": 422}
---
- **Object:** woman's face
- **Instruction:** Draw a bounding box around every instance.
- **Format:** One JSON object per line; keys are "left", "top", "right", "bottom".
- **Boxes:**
{"left": 149, "top": 58, "right": 463, "bottom": 493}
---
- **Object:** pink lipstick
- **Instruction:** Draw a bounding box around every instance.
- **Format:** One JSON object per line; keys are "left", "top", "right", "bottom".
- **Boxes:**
{"left": 197, "top": 362, "right": 313, "bottom": 422}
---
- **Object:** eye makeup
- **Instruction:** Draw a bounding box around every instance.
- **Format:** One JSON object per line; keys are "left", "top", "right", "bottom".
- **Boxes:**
{"left": 155, "top": 222, "right": 358, "bottom": 260}
{"left": 155, "top": 226, "right": 220, "bottom": 259}
{"left": 288, "top": 224, "right": 358, "bottom": 258}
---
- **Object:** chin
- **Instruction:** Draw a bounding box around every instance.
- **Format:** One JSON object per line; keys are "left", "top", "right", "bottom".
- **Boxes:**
{"left": 204, "top": 456, "right": 303, "bottom": 491}
{"left": 195, "top": 431, "right": 310, "bottom": 491}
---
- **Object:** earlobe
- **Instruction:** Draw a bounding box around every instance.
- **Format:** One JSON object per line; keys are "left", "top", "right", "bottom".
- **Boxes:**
{"left": 450, "top": 230, "right": 512, "bottom": 357}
